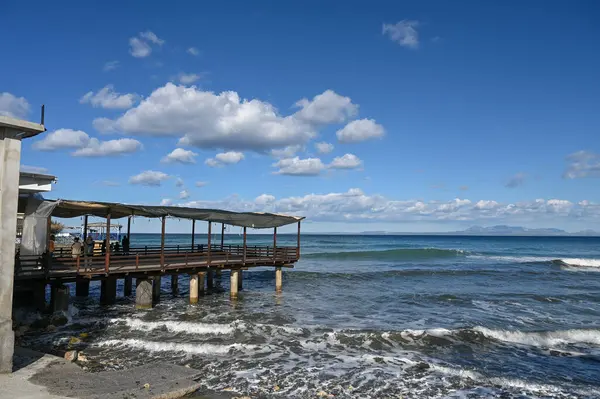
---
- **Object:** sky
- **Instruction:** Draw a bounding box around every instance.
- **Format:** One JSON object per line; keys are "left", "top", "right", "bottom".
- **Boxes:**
{"left": 1, "top": 0, "right": 600, "bottom": 233}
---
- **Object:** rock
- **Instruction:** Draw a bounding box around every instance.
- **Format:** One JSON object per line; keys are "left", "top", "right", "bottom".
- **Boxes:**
{"left": 14, "top": 325, "right": 29, "bottom": 338}
{"left": 64, "top": 350, "right": 78, "bottom": 362}
{"left": 50, "top": 313, "right": 69, "bottom": 326}
{"left": 68, "top": 336, "right": 81, "bottom": 346}
{"left": 317, "top": 391, "right": 328, "bottom": 397}
{"left": 46, "top": 325, "right": 57, "bottom": 332}
{"left": 143, "top": 383, "right": 150, "bottom": 389}
{"left": 79, "top": 332, "right": 89, "bottom": 339}
{"left": 77, "top": 353, "right": 88, "bottom": 362}
{"left": 31, "top": 317, "right": 51, "bottom": 330}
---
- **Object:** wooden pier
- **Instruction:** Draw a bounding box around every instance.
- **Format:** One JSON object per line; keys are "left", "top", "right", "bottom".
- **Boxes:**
{"left": 14, "top": 199, "right": 303, "bottom": 310}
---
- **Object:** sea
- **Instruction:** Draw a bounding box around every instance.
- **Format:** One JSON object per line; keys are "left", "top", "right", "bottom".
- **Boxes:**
{"left": 19, "top": 234, "right": 600, "bottom": 398}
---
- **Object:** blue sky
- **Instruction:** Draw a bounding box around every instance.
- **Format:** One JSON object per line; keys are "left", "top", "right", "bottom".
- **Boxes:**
{"left": 2, "top": 0, "right": 600, "bottom": 233}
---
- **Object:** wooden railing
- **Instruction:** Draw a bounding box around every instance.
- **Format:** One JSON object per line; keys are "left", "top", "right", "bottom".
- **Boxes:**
{"left": 15, "top": 245, "right": 298, "bottom": 278}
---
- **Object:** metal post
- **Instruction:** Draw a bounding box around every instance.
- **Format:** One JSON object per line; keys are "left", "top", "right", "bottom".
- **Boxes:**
{"left": 297, "top": 221, "right": 301, "bottom": 259}
{"left": 160, "top": 216, "right": 166, "bottom": 269}
{"left": 105, "top": 211, "right": 111, "bottom": 273}
{"left": 243, "top": 226, "right": 247, "bottom": 263}
{"left": 273, "top": 227, "right": 277, "bottom": 262}
{"left": 207, "top": 221, "right": 212, "bottom": 264}
{"left": 220, "top": 223, "right": 225, "bottom": 250}
{"left": 127, "top": 215, "right": 131, "bottom": 241}
{"left": 191, "top": 220, "right": 195, "bottom": 252}
{"left": 83, "top": 215, "right": 88, "bottom": 241}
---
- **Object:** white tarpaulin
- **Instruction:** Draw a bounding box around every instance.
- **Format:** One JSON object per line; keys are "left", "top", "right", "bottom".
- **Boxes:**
{"left": 20, "top": 195, "right": 56, "bottom": 256}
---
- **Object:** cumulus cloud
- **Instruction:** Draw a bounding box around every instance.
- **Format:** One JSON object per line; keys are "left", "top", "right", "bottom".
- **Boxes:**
{"left": 179, "top": 188, "right": 597, "bottom": 225}
{"left": 93, "top": 84, "right": 384, "bottom": 153}
{"left": 195, "top": 181, "right": 207, "bottom": 187}
{"left": 505, "top": 172, "right": 527, "bottom": 188}
{"left": 271, "top": 145, "right": 303, "bottom": 159}
{"left": 80, "top": 85, "right": 138, "bottom": 109}
{"left": 563, "top": 151, "right": 600, "bottom": 179}
{"left": 205, "top": 151, "right": 244, "bottom": 167}
{"left": 315, "top": 142, "right": 334, "bottom": 154}
{"left": 382, "top": 20, "right": 420, "bottom": 49}
{"left": 294, "top": 90, "right": 358, "bottom": 125}
{"left": 329, "top": 153, "right": 363, "bottom": 169}
{"left": 72, "top": 138, "right": 142, "bottom": 157}
{"left": 0, "top": 92, "right": 30, "bottom": 118}
{"left": 33, "top": 128, "right": 141, "bottom": 157}
{"left": 336, "top": 119, "right": 385, "bottom": 143}
{"left": 177, "top": 73, "right": 202, "bottom": 84}
{"left": 103, "top": 61, "right": 119, "bottom": 72}
{"left": 187, "top": 47, "right": 200, "bottom": 56}
{"left": 160, "top": 198, "right": 173, "bottom": 206}
{"left": 129, "top": 31, "right": 164, "bottom": 58}
{"left": 129, "top": 170, "right": 170, "bottom": 186}
{"left": 175, "top": 178, "right": 184, "bottom": 187}
{"left": 273, "top": 157, "right": 325, "bottom": 176}
{"left": 161, "top": 148, "right": 198, "bottom": 164}
{"left": 179, "top": 189, "right": 190, "bottom": 199}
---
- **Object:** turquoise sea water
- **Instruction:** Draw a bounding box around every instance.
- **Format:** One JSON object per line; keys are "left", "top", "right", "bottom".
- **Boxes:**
{"left": 21, "top": 234, "right": 600, "bottom": 398}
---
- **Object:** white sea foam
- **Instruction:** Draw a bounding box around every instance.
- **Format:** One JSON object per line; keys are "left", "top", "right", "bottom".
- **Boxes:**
{"left": 109, "top": 318, "right": 234, "bottom": 335}
{"left": 474, "top": 327, "right": 600, "bottom": 347}
{"left": 96, "top": 338, "right": 253, "bottom": 355}
{"left": 558, "top": 258, "right": 600, "bottom": 268}
{"left": 469, "top": 255, "right": 555, "bottom": 263}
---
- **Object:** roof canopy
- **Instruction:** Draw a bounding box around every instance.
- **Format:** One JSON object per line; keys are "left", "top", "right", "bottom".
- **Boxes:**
{"left": 48, "top": 199, "right": 304, "bottom": 229}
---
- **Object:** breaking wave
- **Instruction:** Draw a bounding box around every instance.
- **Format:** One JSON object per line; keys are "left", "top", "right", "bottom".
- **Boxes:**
{"left": 304, "top": 248, "right": 468, "bottom": 261}
{"left": 470, "top": 255, "right": 600, "bottom": 268}
{"left": 96, "top": 338, "right": 255, "bottom": 355}
{"left": 109, "top": 318, "right": 235, "bottom": 335}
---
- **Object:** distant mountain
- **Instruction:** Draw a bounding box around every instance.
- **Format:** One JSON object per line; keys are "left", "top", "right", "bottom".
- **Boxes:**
{"left": 455, "top": 225, "right": 598, "bottom": 236}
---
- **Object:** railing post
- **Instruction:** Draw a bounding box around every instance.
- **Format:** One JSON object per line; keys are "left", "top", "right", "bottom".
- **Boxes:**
{"left": 136, "top": 253, "right": 139, "bottom": 270}
{"left": 207, "top": 221, "right": 212, "bottom": 265}
{"left": 273, "top": 227, "right": 277, "bottom": 263}
{"left": 297, "top": 220, "right": 301, "bottom": 259}
{"left": 160, "top": 216, "right": 166, "bottom": 271}
{"left": 191, "top": 219, "right": 195, "bottom": 252}
{"left": 105, "top": 211, "right": 111, "bottom": 273}
{"left": 221, "top": 223, "right": 225, "bottom": 251}
{"left": 243, "top": 226, "right": 247, "bottom": 263}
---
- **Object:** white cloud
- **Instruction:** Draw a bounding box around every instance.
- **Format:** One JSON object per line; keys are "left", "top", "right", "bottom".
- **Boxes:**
{"left": 187, "top": 47, "right": 200, "bottom": 56}
{"left": 80, "top": 85, "right": 138, "bottom": 109}
{"left": 195, "top": 181, "right": 207, "bottom": 187}
{"left": 205, "top": 151, "right": 244, "bottom": 167}
{"left": 160, "top": 198, "right": 173, "bottom": 206}
{"left": 336, "top": 119, "right": 385, "bottom": 143}
{"left": 179, "top": 189, "right": 598, "bottom": 226}
{"left": 505, "top": 172, "right": 527, "bottom": 188}
{"left": 177, "top": 73, "right": 202, "bottom": 84}
{"left": 33, "top": 128, "right": 141, "bottom": 157}
{"left": 129, "top": 170, "right": 170, "bottom": 186}
{"left": 161, "top": 148, "right": 198, "bottom": 164}
{"left": 294, "top": 90, "right": 358, "bottom": 125}
{"left": 103, "top": 61, "right": 119, "bottom": 72}
{"left": 175, "top": 177, "right": 184, "bottom": 187}
{"left": 32, "top": 129, "right": 90, "bottom": 150}
{"left": 382, "top": 20, "right": 420, "bottom": 49}
{"left": 21, "top": 165, "right": 48, "bottom": 174}
{"left": 139, "top": 31, "right": 164, "bottom": 45}
{"left": 179, "top": 189, "right": 190, "bottom": 199}
{"left": 72, "top": 138, "right": 142, "bottom": 157}
{"left": 129, "top": 31, "right": 164, "bottom": 58}
{"left": 563, "top": 151, "right": 600, "bottom": 179}
{"left": 0, "top": 92, "right": 30, "bottom": 119}
{"left": 329, "top": 153, "right": 363, "bottom": 169}
{"left": 271, "top": 145, "right": 303, "bottom": 159}
{"left": 94, "top": 84, "right": 382, "bottom": 153}
{"left": 273, "top": 157, "right": 325, "bottom": 176}
{"left": 315, "top": 142, "right": 334, "bottom": 154}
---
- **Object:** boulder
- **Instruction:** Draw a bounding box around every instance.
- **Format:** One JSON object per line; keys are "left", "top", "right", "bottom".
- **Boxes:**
{"left": 64, "top": 350, "right": 78, "bottom": 362}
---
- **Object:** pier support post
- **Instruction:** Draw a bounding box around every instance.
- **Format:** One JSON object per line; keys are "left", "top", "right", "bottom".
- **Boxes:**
{"left": 189, "top": 274, "right": 199, "bottom": 304}
{"left": 123, "top": 276, "right": 132, "bottom": 297}
{"left": 215, "top": 268, "right": 222, "bottom": 277}
{"left": 152, "top": 276, "right": 161, "bottom": 303}
{"left": 230, "top": 270, "right": 239, "bottom": 299}
{"left": 238, "top": 270, "right": 243, "bottom": 291}
{"left": 171, "top": 274, "right": 179, "bottom": 295}
{"left": 275, "top": 267, "right": 283, "bottom": 293}
{"left": 207, "top": 270, "right": 214, "bottom": 289}
{"left": 198, "top": 272, "right": 206, "bottom": 295}
{"left": 52, "top": 284, "right": 69, "bottom": 313}
{"left": 135, "top": 278, "right": 153, "bottom": 310}
{"left": 100, "top": 277, "right": 117, "bottom": 305}
{"left": 32, "top": 282, "right": 46, "bottom": 311}
{"left": 75, "top": 279, "right": 90, "bottom": 297}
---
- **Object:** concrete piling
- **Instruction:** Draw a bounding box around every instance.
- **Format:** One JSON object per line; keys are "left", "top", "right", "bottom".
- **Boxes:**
{"left": 75, "top": 279, "right": 90, "bottom": 297}
{"left": 171, "top": 274, "right": 179, "bottom": 295}
{"left": 238, "top": 270, "right": 243, "bottom": 291}
{"left": 198, "top": 272, "right": 206, "bottom": 295}
{"left": 32, "top": 282, "right": 46, "bottom": 311}
{"left": 152, "top": 276, "right": 161, "bottom": 303}
{"left": 275, "top": 267, "right": 283, "bottom": 293}
{"left": 135, "top": 278, "right": 153, "bottom": 309}
{"left": 100, "top": 277, "right": 117, "bottom": 305}
{"left": 52, "top": 284, "right": 69, "bottom": 313}
{"left": 123, "top": 276, "right": 133, "bottom": 297}
{"left": 206, "top": 270, "right": 214, "bottom": 289}
{"left": 189, "top": 274, "right": 199, "bottom": 304}
{"left": 230, "top": 270, "right": 239, "bottom": 299}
